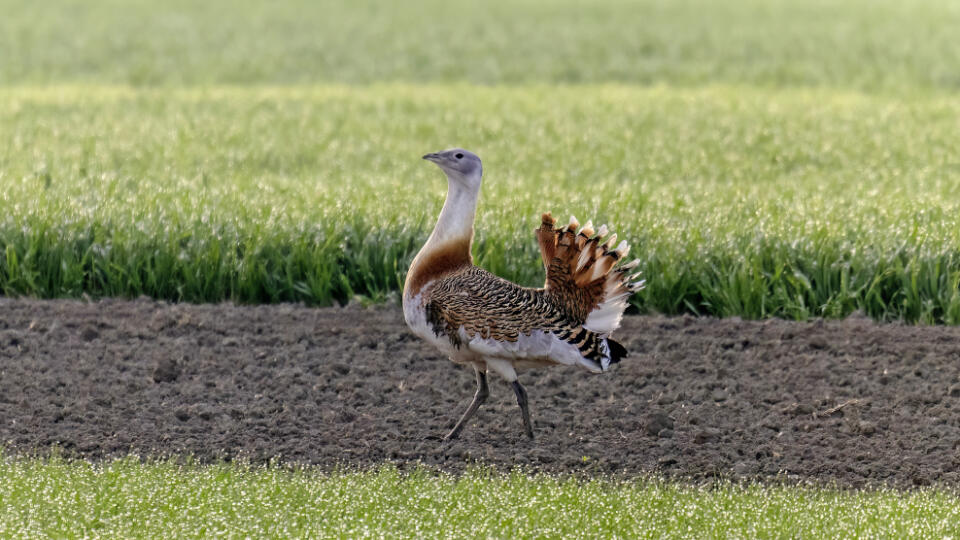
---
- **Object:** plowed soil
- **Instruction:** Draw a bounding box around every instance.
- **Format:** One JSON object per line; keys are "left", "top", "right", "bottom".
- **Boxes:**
{"left": 2, "top": 297, "right": 960, "bottom": 487}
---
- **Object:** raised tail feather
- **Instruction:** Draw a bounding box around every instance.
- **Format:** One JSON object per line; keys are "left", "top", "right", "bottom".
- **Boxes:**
{"left": 537, "top": 211, "right": 645, "bottom": 340}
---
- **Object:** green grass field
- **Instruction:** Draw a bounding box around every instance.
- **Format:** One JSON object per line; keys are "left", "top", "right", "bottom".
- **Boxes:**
{"left": 2, "top": 458, "right": 959, "bottom": 538}
{"left": 3, "top": 0, "right": 960, "bottom": 321}
{"left": 3, "top": 0, "right": 960, "bottom": 92}
{"left": 4, "top": 0, "right": 960, "bottom": 534}
{"left": 3, "top": 84, "right": 960, "bottom": 321}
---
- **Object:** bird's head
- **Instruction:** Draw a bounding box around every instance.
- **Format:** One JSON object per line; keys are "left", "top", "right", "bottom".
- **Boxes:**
{"left": 423, "top": 148, "right": 482, "bottom": 190}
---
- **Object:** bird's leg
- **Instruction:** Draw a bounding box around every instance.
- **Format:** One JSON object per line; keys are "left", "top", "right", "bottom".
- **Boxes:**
{"left": 444, "top": 368, "right": 489, "bottom": 441}
{"left": 511, "top": 380, "right": 534, "bottom": 440}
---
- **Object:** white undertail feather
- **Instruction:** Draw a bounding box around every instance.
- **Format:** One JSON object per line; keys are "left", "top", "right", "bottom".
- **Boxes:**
{"left": 576, "top": 227, "right": 645, "bottom": 334}
{"left": 604, "top": 234, "right": 617, "bottom": 249}
{"left": 579, "top": 220, "right": 594, "bottom": 237}
{"left": 615, "top": 240, "right": 629, "bottom": 257}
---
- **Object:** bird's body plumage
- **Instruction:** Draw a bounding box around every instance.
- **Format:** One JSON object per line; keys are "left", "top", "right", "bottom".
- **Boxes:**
{"left": 405, "top": 265, "right": 611, "bottom": 373}
{"left": 404, "top": 148, "right": 642, "bottom": 439}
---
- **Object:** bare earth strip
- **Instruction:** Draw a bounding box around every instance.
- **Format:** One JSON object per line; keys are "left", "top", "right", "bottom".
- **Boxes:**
{"left": 1, "top": 298, "right": 958, "bottom": 488}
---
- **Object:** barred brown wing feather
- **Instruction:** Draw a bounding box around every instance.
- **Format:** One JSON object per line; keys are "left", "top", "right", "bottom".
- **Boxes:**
{"left": 423, "top": 267, "right": 561, "bottom": 348}
{"left": 422, "top": 266, "right": 626, "bottom": 370}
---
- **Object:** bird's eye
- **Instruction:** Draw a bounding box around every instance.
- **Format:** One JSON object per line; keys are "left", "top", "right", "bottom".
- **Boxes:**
{"left": 455, "top": 153, "right": 464, "bottom": 159}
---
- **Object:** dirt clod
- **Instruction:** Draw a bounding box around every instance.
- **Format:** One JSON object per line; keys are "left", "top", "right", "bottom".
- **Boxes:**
{"left": 694, "top": 429, "right": 721, "bottom": 444}
{"left": 152, "top": 357, "right": 180, "bottom": 383}
{"left": 80, "top": 326, "right": 99, "bottom": 341}
{"left": 643, "top": 411, "right": 674, "bottom": 436}
{"left": 785, "top": 403, "right": 814, "bottom": 416}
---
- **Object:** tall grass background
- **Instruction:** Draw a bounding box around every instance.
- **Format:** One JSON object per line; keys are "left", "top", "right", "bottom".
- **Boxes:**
{"left": 2, "top": 0, "right": 960, "bottom": 322}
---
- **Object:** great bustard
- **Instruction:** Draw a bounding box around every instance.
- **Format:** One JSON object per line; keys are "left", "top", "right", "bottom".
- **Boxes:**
{"left": 403, "top": 149, "right": 644, "bottom": 440}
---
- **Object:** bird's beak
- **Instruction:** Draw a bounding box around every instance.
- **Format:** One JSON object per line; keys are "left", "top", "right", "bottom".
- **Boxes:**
{"left": 422, "top": 152, "right": 442, "bottom": 163}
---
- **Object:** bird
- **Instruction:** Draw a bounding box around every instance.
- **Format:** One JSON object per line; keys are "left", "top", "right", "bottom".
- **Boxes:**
{"left": 403, "top": 148, "right": 644, "bottom": 440}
